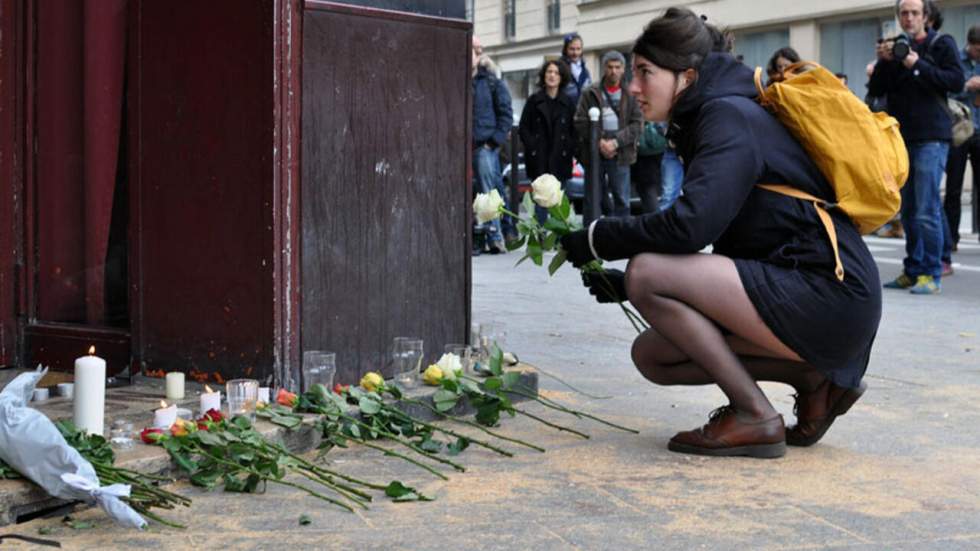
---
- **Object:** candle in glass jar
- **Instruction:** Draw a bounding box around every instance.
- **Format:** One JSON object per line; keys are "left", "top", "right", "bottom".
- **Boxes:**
{"left": 153, "top": 400, "right": 178, "bottom": 429}
{"left": 73, "top": 346, "right": 106, "bottom": 436}
{"left": 165, "top": 372, "right": 185, "bottom": 400}
{"left": 200, "top": 385, "right": 221, "bottom": 415}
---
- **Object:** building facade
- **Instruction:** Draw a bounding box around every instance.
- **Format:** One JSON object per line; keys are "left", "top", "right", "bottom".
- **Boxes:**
{"left": 472, "top": 0, "right": 980, "bottom": 113}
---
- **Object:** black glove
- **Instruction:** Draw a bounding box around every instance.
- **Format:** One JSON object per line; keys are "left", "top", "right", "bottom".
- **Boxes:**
{"left": 582, "top": 269, "right": 627, "bottom": 304}
{"left": 560, "top": 229, "right": 595, "bottom": 268}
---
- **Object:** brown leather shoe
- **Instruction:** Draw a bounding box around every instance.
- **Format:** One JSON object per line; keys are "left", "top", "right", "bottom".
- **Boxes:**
{"left": 668, "top": 406, "right": 786, "bottom": 458}
{"left": 787, "top": 380, "right": 867, "bottom": 447}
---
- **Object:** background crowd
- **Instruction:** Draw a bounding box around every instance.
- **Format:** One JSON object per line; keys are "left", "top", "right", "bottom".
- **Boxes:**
{"left": 470, "top": 0, "right": 979, "bottom": 299}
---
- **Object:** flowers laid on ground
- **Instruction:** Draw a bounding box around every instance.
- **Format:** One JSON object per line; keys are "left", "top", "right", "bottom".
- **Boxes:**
{"left": 473, "top": 174, "right": 649, "bottom": 334}
{"left": 359, "top": 372, "right": 384, "bottom": 393}
{"left": 56, "top": 420, "right": 192, "bottom": 528}
{"left": 141, "top": 406, "right": 427, "bottom": 511}
{"left": 422, "top": 353, "right": 463, "bottom": 386}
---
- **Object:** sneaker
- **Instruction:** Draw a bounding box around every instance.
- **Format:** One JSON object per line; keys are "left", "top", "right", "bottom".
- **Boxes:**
{"left": 487, "top": 240, "right": 506, "bottom": 255}
{"left": 883, "top": 273, "right": 915, "bottom": 289}
{"left": 942, "top": 262, "right": 954, "bottom": 277}
{"left": 909, "top": 275, "right": 941, "bottom": 295}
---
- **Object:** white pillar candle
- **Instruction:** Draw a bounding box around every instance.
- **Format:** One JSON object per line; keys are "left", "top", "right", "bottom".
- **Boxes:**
{"left": 165, "top": 372, "right": 185, "bottom": 400}
{"left": 257, "top": 387, "right": 270, "bottom": 404}
{"left": 153, "top": 401, "right": 178, "bottom": 429}
{"left": 200, "top": 386, "right": 221, "bottom": 416}
{"left": 73, "top": 346, "right": 106, "bottom": 436}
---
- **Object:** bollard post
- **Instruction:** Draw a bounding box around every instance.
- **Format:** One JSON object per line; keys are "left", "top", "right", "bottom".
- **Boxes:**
{"left": 509, "top": 124, "right": 520, "bottom": 233}
{"left": 587, "top": 107, "right": 602, "bottom": 226}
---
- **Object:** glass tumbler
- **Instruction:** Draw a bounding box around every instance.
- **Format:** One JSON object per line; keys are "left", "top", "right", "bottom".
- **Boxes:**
{"left": 443, "top": 343, "right": 472, "bottom": 375}
{"left": 302, "top": 350, "right": 337, "bottom": 393}
{"left": 391, "top": 337, "right": 424, "bottom": 390}
{"left": 226, "top": 379, "right": 259, "bottom": 422}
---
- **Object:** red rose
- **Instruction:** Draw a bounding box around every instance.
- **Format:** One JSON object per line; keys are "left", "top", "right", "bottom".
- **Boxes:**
{"left": 277, "top": 388, "right": 298, "bottom": 407}
{"left": 140, "top": 427, "right": 164, "bottom": 444}
{"left": 332, "top": 383, "right": 349, "bottom": 395}
{"left": 197, "top": 421, "right": 210, "bottom": 431}
{"left": 204, "top": 409, "right": 223, "bottom": 423}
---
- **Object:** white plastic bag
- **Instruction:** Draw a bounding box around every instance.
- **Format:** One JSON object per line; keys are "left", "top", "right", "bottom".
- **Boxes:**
{"left": 0, "top": 366, "right": 146, "bottom": 529}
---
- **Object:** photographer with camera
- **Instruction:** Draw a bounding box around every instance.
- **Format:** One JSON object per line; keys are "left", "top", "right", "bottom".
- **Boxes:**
{"left": 869, "top": 0, "right": 964, "bottom": 295}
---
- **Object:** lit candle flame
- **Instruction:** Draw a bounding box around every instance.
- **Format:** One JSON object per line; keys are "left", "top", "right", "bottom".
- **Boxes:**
{"left": 160, "top": 400, "right": 168, "bottom": 408}
{"left": 88, "top": 346, "right": 96, "bottom": 355}
{"left": 204, "top": 385, "right": 214, "bottom": 393}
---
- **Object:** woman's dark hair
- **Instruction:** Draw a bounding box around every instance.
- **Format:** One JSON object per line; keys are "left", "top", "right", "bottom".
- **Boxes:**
{"left": 631, "top": 7, "right": 726, "bottom": 72}
{"left": 766, "top": 47, "right": 801, "bottom": 75}
{"left": 537, "top": 59, "right": 572, "bottom": 91}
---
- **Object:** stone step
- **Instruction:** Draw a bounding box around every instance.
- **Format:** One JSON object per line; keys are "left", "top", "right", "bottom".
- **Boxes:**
{"left": 0, "top": 367, "right": 537, "bottom": 526}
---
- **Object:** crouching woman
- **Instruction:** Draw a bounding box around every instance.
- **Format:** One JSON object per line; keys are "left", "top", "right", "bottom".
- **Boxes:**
{"left": 560, "top": 8, "right": 881, "bottom": 458}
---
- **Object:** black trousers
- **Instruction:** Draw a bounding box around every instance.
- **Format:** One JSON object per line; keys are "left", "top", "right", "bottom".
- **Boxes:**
{"left": 944, "top": 133, "right": 980, "bottom": 244}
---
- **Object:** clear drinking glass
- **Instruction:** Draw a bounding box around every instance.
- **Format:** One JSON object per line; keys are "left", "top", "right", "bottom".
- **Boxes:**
{"left": 391, "top": 337, "right": 424, "bottom": 390}
{"left": 302, "top": 350, "right": 337, "bottom": 393}
{"left": 226, "top": 379, "right": 259, "bottom": 422}
{"left": 110, "top": 419, "right": 134, "bottom": 451}
{"left": 443, "top": 343, "right": 472, "bottom": 375}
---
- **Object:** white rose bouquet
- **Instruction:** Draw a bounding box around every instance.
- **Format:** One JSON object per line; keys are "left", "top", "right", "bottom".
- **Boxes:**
{"left": 472, "top": 174, "right": 649, "bottom": 334}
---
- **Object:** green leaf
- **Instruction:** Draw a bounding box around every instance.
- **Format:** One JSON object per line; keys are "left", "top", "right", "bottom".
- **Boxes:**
{"left": 418, "top": 437, "right": 442, "bottom": 453}
{"left": 190, "top": 468, "right": 222, "bottom": 489}
{"left": 37, "top": 526, "right": 56, "bottom": 536}
{"left": 521, "top": 191, "right": 535, "bottom": 217}
{"left": 386, "top": 385, "right": 403, "bottom": 400}
{"left": 358, "top": 396, "right": 382, "bottom": 415}
{"left": 64, "top": 518, "right": 95, "bottom": 530}
{"left": 548, "top": 248, "right": 568, "bottom": 276}
{"left": 543, "top": 217, "right": 567, "bottom": 234}
{"left": 433, "top": 389, "right": 460, "bottom": 412}
{"left": 299, "top": 514, "right": 312, "bottom": 526}
{"left": 475, "top": 402, "right": 501, "bottom": 426}
{"left": 171, "top": 450, "right": 199, "bottom": 474}
{"left": 232, "top": 416, "right": 253, "bottom": 430}
{"left": 270, "top": 413, "right": 304, "bottom": 430}
{"left": 447, "top": 437, "right": 470, "bottom": 456}
{"left": 439, "top": 378, "right": 459, "bottom": 393}
{"left": 195, "top": 430, "right": 224, "bottom": 447}
{"left": 489, "top": 345, "right": 503, "bottom": 376}
{"left": 483, "top": 377, "right": 502, "bottom": 391}
{"left": 558, "top": 193, "right": 571, "bottom": 220}
{"left": 514, "top": 253, "right": 531, "bottom": 267}
{"left": 384, "top": 481, "right": 434, "bottom": 502}
{"left": 502, "top": 371, "right": 522, "bottom": 389}
{"left": 542, "top": 232, "right": 558, "bottom": 251}
{"left": 505, "top": 235, "right": 527, "bottom": 251}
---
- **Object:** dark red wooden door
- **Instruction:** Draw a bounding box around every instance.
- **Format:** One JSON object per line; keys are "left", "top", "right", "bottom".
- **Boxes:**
{"left": 132, "top": 0, "right": 279, "bottom": 383}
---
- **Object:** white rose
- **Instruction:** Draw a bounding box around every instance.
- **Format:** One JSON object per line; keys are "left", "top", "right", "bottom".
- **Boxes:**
{"left": 473, "top": 189, "right": 504, "bottom": 224}
{"left": 530, "top": 174, "right": 563, "bottom": 208}
{"left": 435, "top": 353, "right": 462, "bottom": 380}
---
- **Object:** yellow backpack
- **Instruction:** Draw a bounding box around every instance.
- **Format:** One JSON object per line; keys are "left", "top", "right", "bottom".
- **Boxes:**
{"left": 753, "top": 61, "right": 909, "bottom": 281}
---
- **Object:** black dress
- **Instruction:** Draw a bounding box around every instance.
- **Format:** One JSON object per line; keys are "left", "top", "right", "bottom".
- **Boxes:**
{"left": 591, "top": 53, "right": 881, "bottom": 389}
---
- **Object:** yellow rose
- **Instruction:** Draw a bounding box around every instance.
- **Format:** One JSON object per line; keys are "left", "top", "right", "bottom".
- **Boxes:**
{"left": 422, "top": 364, "right": 444, "bottom": 386}
{"left": 473, "top": 189, "right": 504, "bottom": 224}
{"left": 530, "top": 174, "right": 563, "bottom": 208}
{"left": 359, "top": 372, "right": 384, "bottom": 392}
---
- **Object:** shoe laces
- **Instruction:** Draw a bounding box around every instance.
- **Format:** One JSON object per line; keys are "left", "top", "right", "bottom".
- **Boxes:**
{"left": 707, "top": 404, "right": 736, "bottom": 423}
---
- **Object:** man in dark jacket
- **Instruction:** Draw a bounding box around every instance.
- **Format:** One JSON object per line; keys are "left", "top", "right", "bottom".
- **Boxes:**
{"left": 472, "top": 36, "right": 514, "bottom": 253}
{"left": 944, "top": 25, "right": 980, "bottom": 252}
{"left": 574, "top": 50, "right": 643, "bottom": 224}
{"left": 869, "top": 0, "right": 964, "bottom": 295}
{"left": 560, "top": 32, "right": 591, "bottom": 109}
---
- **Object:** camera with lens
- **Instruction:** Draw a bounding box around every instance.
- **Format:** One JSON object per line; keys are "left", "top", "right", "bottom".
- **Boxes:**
{"left": 878, "top": 35, "right": 912, "bottom": 61}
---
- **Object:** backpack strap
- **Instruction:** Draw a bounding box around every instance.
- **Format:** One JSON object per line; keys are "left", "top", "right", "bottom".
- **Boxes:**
{"left": 757, "top": 184, "right": 845, "bottom": 282}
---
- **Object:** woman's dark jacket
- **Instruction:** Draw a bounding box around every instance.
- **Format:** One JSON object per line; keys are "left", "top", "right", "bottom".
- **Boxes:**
{"left": 590, "top": 53, "right": 881, "bottom": 387}
{"left": 518, "top": 90, "right": 577, "bottom": 181}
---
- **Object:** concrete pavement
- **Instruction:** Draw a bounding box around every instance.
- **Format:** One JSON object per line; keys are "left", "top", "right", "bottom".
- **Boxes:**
{"left": 2, "top": 232, "right": 980, "bottom": 549}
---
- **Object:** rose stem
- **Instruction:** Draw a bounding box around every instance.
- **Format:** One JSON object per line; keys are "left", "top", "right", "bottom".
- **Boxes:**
{"left": 349, "top": 437, "right": 449, "bottom": 480}
{"left": 402, "top": 398, "right": 546, "bottom": 452}
{"left": 504, "top": 388, "right": 641, "bottom": 434}
{"left": 381, "top": 403, "right": 514, "bottom": 457}
{"left": 189, "top": 444, "right": 356, "bottom": 513}
{"left": 341, "top": 414, "right": 466, "bottom": 472}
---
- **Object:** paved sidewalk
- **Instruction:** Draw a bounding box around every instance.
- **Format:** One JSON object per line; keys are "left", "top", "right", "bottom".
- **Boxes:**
{"left": 2, "top": 251, "right": 979, "bottom": 550}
